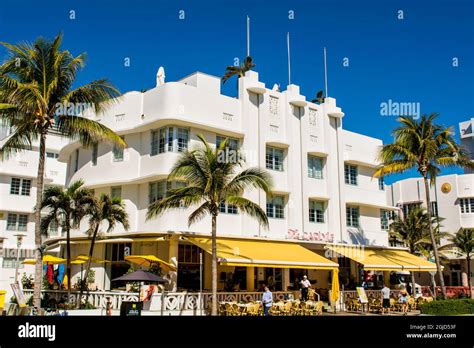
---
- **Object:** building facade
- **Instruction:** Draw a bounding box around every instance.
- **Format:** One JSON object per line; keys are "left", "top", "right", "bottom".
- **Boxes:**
{"left": 0, "top": 129, "right": 68, "bottom": 299}
{"left": 51, "top": 70, "right": 396, "bottom": 292}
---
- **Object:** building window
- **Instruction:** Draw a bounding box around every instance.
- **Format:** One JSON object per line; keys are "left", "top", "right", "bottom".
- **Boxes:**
{"left": 308, "top": 156, "right": 323, "bottom": 179}
{"left": 2, "top": 257, "right": 25, "bottom": 269}
{"left": 460, "top": 198, "right": 474, "bottom": 214}
{"left": 402, "top": 203, "right": 421, "bottom": 218}
{"left": 48, "top": 219, "right": 59, "bottom": 236}
{"left": 378, "top": 176, "right": 385, "bottom": 191}
{"left": 151, "top": 130, "right": 159, "bottom": 156}
{"left": 267, "top": 195, "right": 284, "bottom": 219}
{"left": 46, "top": 152, "right": 59, "bottom": 159}
{"left": 309, "top": 200, "right": 325, "bottom": 223}
{"left": 431, "top": 201, "right": 439, "bottom": 217}
{"left": 346, "top": 206, "right": 359, "bottom": 228}
{"left": 149, "top": 180, "right": 186, "bottom": 204}
{"left": 113, "top": 137, "right": 124, "bottom": 162}
{"left": 10, "top": 178, "right": 31, "bottom": 196}
{"left": 269, "top": 96, "right": 279, "bottom": 116}
{"left": 216, "top": 135, "right": 239, "bottom": 151}
{"left": 7, "top": 213, "right": 28, "bottom": 231}
{"left": 380, "top": 210, "right": 390, "bottom": 230}
{"left": 344, "top": 164, "right": 358, "bottom": 185}
{"left": 266, "top": 147, "right": 284, "bottom": 171}
{"left": 111, "top": 186, "right": 122, "bottom": 199}
{"left": 74, "top": 149, "right": 79, "bottom": 172}
{"left": 91, "top": 143, "right": 98, "bottom": 166}
{"left": 158, "top": 127, "right": 189, "bottom": 153}
{"left": 219, "top": 202, "right": 238, "bottom": 214}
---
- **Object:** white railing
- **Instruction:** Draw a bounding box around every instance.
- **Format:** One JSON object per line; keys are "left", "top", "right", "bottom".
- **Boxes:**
{"left": 22, "top": 290, "right": 294, "bottom": 314}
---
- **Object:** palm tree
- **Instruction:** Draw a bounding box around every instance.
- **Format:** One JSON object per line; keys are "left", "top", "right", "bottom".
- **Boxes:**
{"left": 79, "top": 193, "right": 129, "bottom": 307}
{"left": 40, "top": 180, "right": 94, "bottom": 300}
{"left": 0, "top": 34, "right": 125, "bottom": 310}
{"left": 440, "top": 228, "right": 474, "bottom": 298}
{"left": 146, "top": 135, "right": 272, "bottom": 315}
{"left": 389, "top": 207, "right": 447, "bottom": 297}
{"left": 221, "top": 56, "right": 255, "bottom": 84}
{"left": 374, "top": 113, "right": 474, "bottom": 297}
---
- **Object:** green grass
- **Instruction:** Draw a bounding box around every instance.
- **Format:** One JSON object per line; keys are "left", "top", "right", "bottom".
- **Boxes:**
{"left": 419, "top": 299, "right": 474, "bottom": 316}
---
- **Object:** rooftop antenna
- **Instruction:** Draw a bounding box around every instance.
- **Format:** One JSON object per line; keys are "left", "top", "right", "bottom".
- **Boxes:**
{"left": 324, "top": 47, "right": 328, "bottom": 97}
{"left": 246, "top": 15, "right": 250, "bottom": 57}
{"left": 287, "top": 32, "right": 291, "bottom": 85}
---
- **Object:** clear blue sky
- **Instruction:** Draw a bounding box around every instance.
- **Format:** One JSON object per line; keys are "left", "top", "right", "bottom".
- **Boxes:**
{"left": 1, "top": 0, "right": 473, "bottom": 183}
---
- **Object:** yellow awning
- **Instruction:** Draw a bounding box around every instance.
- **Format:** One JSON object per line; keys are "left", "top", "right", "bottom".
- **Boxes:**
{"left": 125, "top": 255, "right": 177, "bottom": 272}
{"left": 22, "top": 255, "right": 66, "bottom": 265}
{"left": 325, "top": 245, "right": 438, "bottom": 272}
{"left": 185, "top": 237, "right": 338, "bottom": 270}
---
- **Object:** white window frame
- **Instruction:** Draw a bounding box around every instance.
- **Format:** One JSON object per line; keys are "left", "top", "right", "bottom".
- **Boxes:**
{"left": 309, "top": 200, "right": 325, "bottom": 223}
{"left": 10, "top": 178, "right": 31, "bottom": 196}
{"left": 460, "top": 198, "right": 474, "bottom": 214}
{"left": 344, "top": 164, "right": 358, "bottom": 185}
{"left": 7, "top": 213, "right": 28, "bottom": 231}
{"left": 266, "top": 147, "right": 284, "bottom": 171}
{"left": 267, "top": 195, "right": 285, "bottom": 219}
{"left": 158, "top": 126, "right": 189, "bottom": 154}
{"left": 380, "top": 210, "right": 390, "bottom": 231}
{"left": 219, "top": 201, "right": 238, "bottom": 214}
{"left": 346, "top": 206, "right": 360, "bottom": 228}
{"left": 308, "top": 155, "right": 323, "bottom": 179}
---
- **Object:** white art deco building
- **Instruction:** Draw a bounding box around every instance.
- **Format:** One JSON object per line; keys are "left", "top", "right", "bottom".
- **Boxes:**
{"left": 0, "top": 129, "right": 68, "bottom": 298}
{"left": 386, "top": 119, "right": 474, "bottom": 288}
{"left": 47, "top": 69, "right": 403, "bottom": 293}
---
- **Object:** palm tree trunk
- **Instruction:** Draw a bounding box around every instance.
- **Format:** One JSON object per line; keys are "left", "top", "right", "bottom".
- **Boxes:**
{"left": 33, "top": 132, "right": 46, "bottom": 311}
{"left": 467, "top": 256, "right": 472, "bottom": 299}
{"left": 79, "top": 224, "right": 99, "bottom": 308}
{"left": 66, "top": 223, "right": 72, "bottom": 304}
{"left": 411, "top": 272, "right": 416, "bottom": 298}
{"left": 422, "top": 176, "right": 447, "bottom": 298}
{"left": 211, "top": 214, "right": 217, "bottom": 316}
{"left": 430, "top": 273, "right": 437, "bottom": 299}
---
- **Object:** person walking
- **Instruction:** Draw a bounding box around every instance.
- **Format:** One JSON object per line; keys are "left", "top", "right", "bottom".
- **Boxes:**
{"left": 300, "top": 275, "right": 311, "bottom": 301}
{"left": 381, "top": 285, "right": 391, "bottom": 315}
{"left": 398, "top": 287, "right": 409, "bottom": 315}
{"left": 262, "top": 286, "right": 273, "bottom": 316}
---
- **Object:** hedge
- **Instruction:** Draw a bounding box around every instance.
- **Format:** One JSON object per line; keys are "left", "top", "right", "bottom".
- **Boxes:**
{"left": 419, "top": 299, "right": 474, "bottom": 315}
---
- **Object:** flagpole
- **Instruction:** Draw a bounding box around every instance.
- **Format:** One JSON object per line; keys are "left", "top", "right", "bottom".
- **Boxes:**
{"left": 287, "top": 32, "right": 291, "bottom": 85}
{"left": 324, "top": 47, "right": 328, "bottom": 97}
{"left": 247, "top": 16, "right": 250, "bottom": 57}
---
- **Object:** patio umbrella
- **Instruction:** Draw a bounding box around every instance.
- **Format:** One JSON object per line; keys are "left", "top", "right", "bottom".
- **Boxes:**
{"left": 331, "top": 269, "right": 340, "bottom": 312}
{"left": 113, "top": 270, "right": 166, "bottom": 301}
{"left": 125, "top": 255, "right": 176, "bottom": 272}
{"left": 23, "top": 255, "right": 66, "bottom": 265}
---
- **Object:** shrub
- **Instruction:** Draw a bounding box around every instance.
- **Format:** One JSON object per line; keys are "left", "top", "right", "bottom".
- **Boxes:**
{"left": 419, "top": 299, "right": 474, "bottom": 315}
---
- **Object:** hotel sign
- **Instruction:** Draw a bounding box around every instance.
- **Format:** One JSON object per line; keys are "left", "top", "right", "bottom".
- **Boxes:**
{"left": 286, "top": 229, "right": 334, "bottom": 243}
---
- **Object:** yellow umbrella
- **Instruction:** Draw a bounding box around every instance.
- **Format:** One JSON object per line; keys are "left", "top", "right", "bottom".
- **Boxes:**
{"left": 22, "top": 255, "right": 67, "bottom": 265}
{"left": 72, "top": 255, "right": 108, "bottom": 264}
{"left": 330, "top": 269, "right": 340, "bottom": 311}
{"left": 125, "top": 255, "right": 177, "bottom": 272}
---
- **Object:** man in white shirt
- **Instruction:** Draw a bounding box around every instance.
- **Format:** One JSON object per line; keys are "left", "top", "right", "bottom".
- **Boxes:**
{"left": 300, "top": 275, "right": 311, "bottom": 301}
{"left": 262, "top": 286, "right": 273, "bottom": 316}
{"left": 381, "top": 285, "right": 391, "bottom": 315}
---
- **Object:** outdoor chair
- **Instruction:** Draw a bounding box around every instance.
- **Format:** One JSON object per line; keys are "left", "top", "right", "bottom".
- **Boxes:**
{"left": 407, "top": 297, "right": 416, "bottom": 311}
{"left": 280, "top": 301, "right": 293, "bottom": 316}
{"left": 268, "top": 303, "right": 282, "bottom": 316}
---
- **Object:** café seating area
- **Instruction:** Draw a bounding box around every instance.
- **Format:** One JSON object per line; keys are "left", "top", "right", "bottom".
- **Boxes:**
{"left": 345, "top": 296, "right": 434, "bottom": 313}
{"left": 217, "top": 300, "right": 324, "bottom": 316}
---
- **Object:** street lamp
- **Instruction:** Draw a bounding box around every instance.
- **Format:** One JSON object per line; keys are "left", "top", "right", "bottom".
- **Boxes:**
{"left": 13, "top": 234, "right": 26, "bottom": 285}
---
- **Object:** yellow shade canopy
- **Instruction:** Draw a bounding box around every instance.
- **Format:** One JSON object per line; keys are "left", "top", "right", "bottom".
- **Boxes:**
{"left": 330, "top": 269, "right": 340, "bottom": 303}
{"left": 326, "top": 245, "right": 438, "bottom": 272}
{"left": 22, "top": 255, "right": 66, "bottom": 265}
{"left": 72, "top": 255, "right": 108, "bottom": 264}
{"left": 185, "top": 237, "right": 339, "bottom": 270}
{"left": 125, "top": 255, "right": 177, "bottom": 272}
